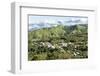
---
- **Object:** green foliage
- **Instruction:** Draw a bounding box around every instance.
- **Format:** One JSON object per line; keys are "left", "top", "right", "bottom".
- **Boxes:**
{"left": 28, "top": 24, "right": 88, "bottom": 61}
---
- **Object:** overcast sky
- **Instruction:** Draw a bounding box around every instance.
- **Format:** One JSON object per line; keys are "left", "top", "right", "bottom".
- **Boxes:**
{"left": 29, "top": 15, "right": 88, "bottom": 24}
{"left": 28, "top": 15, "right": 88, "bottom": 30}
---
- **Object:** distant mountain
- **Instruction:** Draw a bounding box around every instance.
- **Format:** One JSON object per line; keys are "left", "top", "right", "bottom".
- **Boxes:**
{"left": 29, "top": 22, "right": 87, "bottom": 32}
{"left": 29, "top": 24, "right": 87, "bottom": 40}
{"left": 29, "top": 23, "right": 58, "bottom": 31}
{"left": 68, "top": 24, "right": 87, "bottom": 30}
{"left": 29, "top": 18, "right": 88, "bottom": 31}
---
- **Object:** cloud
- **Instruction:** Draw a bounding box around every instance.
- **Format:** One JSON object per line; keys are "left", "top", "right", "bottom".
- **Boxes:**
{"left": 28, "top": 16, "right": 88, "bottom": 30}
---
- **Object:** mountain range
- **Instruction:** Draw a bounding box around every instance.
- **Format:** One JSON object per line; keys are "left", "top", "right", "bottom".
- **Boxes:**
{"left": 29, "top": 21, "right": 88, "bottom": 31}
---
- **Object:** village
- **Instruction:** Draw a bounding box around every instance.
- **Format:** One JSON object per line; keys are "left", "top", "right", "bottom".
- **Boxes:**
{"left": 28, "top": 24, "right": 88, "bottom": 60}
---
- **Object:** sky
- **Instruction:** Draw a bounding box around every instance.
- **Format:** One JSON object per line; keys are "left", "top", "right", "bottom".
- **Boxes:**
{"left": 28, "top": 15, "right": 88, "bottom": 30}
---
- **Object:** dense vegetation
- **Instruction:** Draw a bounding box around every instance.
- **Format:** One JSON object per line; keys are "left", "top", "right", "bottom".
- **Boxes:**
{"left": 28, "top": 24, "right": 88, "bottom": 61}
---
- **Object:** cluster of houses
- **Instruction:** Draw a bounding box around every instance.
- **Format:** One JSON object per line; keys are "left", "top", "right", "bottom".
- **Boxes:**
{"left": 39, "top": 41, "right": 82, "bottom": 49}
{"left": 39, "top": 42, "right": 68, "bottom": 49}
{"left": 31, "top": 40, "right": 87, "bottom": 57}
{"left": 38, "top": 41, "right": 81, "bottom": 55}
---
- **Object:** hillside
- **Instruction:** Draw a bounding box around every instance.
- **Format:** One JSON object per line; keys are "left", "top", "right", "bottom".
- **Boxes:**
{"left": 28, "top": 24, "right": 88, "bottom": 60}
